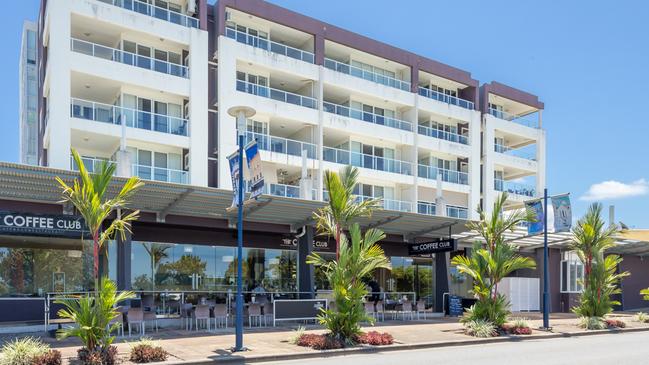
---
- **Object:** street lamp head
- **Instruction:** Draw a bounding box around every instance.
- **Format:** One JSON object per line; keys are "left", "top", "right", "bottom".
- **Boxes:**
{"left": 227, "top": 106, "right": 256, "bottom": 118}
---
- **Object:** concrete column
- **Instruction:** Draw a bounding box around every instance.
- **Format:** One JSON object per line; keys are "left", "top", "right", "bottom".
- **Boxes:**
{"left": 482, "top": 115, "right": 496, "bottom": 215}
{"left": 297, "top": 226, "right": 315, "bottom": 298}
{"left": 216, "top": 36, "right": 238, "bottom": 189}
{"left": 468, "top": 110, "right": 482, "bottom": 219}
{"left": 116, "top": 231, "right": 132, "bottom": 290}
{"left": 316, "top": 66, "right": 324, "bottom": 201}
{"left": 435, "top": 252, "right": 450, "bottom": 313}
{"left": 45, "top": 1, "right": 71, "bottom": 169}
{"left": 188, "top": 29, "right": 209, "bottom": 186}
{"left": 536, "top": 129, "right": 547, "bottom": 196}
{"left": 402, "top": 98, "right": 418, "bottom": 208}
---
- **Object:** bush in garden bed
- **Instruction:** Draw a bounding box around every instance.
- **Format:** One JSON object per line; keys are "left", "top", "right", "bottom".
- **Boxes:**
{"left": 128, "top": 338, "right": 168, "bottom": 363}
{"left": 0, "top": 337, "right": 51, "bottom": 365}
{"left": 605, "top": 318, "right": 626, "bottom": 329}
{"left": 501, "top": 318, "right": 532, "bottom": 335}
{"left": 31, "top": 350, "right": 62, "bottom": 365}
{"left": 464, "top": 319, "right": 498, "bottom": 338}
{"left": 296, "top": 334, "right": 344, "bottom": 350}
{"left": 636, "top": 312, "right": 649, "bottom": 323}
{"left": 355, "top": 331, "right": 394, "bottom": 346}
{"left": 77, "top": 346, "right": 118, "bottom": 365}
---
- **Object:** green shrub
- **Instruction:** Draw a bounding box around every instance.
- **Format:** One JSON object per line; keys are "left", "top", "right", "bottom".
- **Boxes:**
{"left": 579, "top": 316, "right": 606, "bottom": 330}
{"left": 464, "top": 319, "right": 498, "bottom": 338}
{"left": 636, "top": 312, "right": 649, "bottom": 323}
{"left": 128, "top": 338, "right": 168, "bottom": 363}
{"left": 0, "top": 337, "right": 50, "bottom": 365}
{"left": 288, "top": 326, "right": 306, "bottom": 345}
{"left": 460, "top": 295, "right": 510, "bottom": 327}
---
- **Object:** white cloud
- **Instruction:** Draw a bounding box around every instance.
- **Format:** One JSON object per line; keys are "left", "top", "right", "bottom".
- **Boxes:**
{"left": 580, "top": 179, "right": 649, "bottom": 201}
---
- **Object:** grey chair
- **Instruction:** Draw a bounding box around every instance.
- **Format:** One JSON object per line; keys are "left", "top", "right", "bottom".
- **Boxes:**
{"left": 194, "top": 305, "right": 211, "bottom": 331}
{"left": 180, "top": 303, "right": 193, "bottom": 330}
{"left": 127, "top": 308, "right": 145, "bottom": 336}
{"left": 247, "top": 303, "right": 263, "bottom": 328}
{"left": 213, "top": 303, "right": 229, "bottom": 328}
{"left": 375, "top": 301, "right": 385, "bottom": 321}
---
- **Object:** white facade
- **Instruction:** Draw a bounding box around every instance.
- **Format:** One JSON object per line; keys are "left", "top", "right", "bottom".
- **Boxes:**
{"left": 19, "top": 21, "right": 38, "bottom": 166}
{"left": 25, "top": 0, "right": 546, "bottom": 221}
{"left": 38, "top": 0, "right": 208, "bottom": 185}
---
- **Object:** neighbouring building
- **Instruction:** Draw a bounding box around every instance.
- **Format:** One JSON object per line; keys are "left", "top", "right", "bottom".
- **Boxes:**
{"left": 4, "top": 0, "right": 647, "bottom": 329}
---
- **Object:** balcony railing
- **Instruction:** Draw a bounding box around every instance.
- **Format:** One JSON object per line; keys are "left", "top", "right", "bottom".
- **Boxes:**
{"left": 418, "top": 165, "right": 469, "bottom": 185}
{"left": 494, "top": 179, "right": 536, "bottom": 198}
{"left": 245, "top": 132, "right": 316, "bottom": 159}
{"left": 323, "top": 147, "right": 413, "bottom": 176}
{"left": 236, "top": 80, "right": 317, "bottom": 109}
{"left": 71, "top": 38, "right": 189, "bottom": 78}
{"left": 418, "top": 124, "right": 469, "bottom": 145}
{"left": 324, "top": 58, "right": 411, "bottom": 91}
{"left": 71, "top": 98, "right": 189, "bottom": 136}
{"left": 357, "top": 195, "right": 412, "bottom": 213}
{"left": 418, "top": 201, "right": 468, "bottom": 219}
{"left": 489, "top": 108, "right": 539, "bottom": 129}
{"left": 265, "top": 183, "right": 301, "bottom": 199}
{"left": 99, "top": 0, "right": 199, "bottom": 28}
{"left": 418, "top": 87, "right": 474, "bottom": 110}
{"left": 323, "top": 102, "right": 412, "bottom": 131}
{"left": 225, "top": 27, "right": 315, "bottom": 64}
{"left": 70, "top": 156, "right": 115, "bottom": 173}
{"left": 132, "top": 164, "right": 188, "bottom": 184}
{"left": 494, "top": 144, "right": 536, "bottom": 161}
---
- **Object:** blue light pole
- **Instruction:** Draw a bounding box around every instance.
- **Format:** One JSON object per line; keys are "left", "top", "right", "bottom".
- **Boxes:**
{"left": 542, "top": 188, "right": 550, "bottom": 329}
{"left": 227, "top": 106, "right": 256, "bottom": 352}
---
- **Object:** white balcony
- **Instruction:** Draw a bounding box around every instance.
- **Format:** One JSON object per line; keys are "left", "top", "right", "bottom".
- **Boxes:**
{"left": 97, "top": 0, "right": 199, "bottom": 28}
{"left": 489, "top": 108, "right": 539, "bottom": 129}
{"left": 417, "top": 165, "right": 469, "bottom": 185}
{"left": 132, "top": 164, "right": 188, "bottom": 184}
{"left": 494, "top": 179, "right": 536, "bottom": 199}
{"left": 323, "top": 102, "right": 412, "bottom": 132}
{"left": 225, "top": 27, "right": 314, "bottom": 64}
{"left": 417, "top": 201, "right": 468, "bottom": 219}
{"left": 418, "top": 87, "right": 474, "bottom": 110}
{"left": 236, "top": 80, "right": 316, "bottom": 109}
{"left": 323, "top": 146, "right": 413, "bottom": 177}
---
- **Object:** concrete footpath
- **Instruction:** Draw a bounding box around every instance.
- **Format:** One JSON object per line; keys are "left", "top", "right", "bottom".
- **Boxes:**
{"left": 27, "top": 312, "right": 649, "bottom": 364}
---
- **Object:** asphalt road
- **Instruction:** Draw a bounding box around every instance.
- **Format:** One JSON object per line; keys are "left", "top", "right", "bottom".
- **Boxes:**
{"left": 257, "top": 331, "right": 649, "bottom": 365}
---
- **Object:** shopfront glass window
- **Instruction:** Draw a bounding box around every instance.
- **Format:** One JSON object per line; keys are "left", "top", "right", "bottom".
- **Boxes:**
{"left": 0, "top": 239, "right": 93, "bottom": 297}
{"left": 375, "top": 256, "right": 433, "bottom": 306}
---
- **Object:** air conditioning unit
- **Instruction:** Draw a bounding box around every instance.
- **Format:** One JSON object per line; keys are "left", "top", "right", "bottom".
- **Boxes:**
{"left": 184, "top": 153, "right": 190, "bottom": 170}
{"left": 187, "top": 0, "right": 197, "bottom": 15}
{"left": 225, "top": 11, "right": 232, "bottom": 21}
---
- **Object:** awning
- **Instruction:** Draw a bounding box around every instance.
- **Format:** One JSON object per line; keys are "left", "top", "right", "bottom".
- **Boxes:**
{"left": 0, "top": 162, "right": 469, "bottom": 240}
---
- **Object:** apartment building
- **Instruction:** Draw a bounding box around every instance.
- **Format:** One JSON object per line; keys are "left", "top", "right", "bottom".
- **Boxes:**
{"left": 3, "top": 0, "right": 557, "bottom": 326}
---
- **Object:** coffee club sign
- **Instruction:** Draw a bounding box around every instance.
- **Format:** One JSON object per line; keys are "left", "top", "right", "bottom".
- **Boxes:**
{"left": 0, "top": 212, "right": 89, "bottom": 239}
{"left": 280, "top": 236, "right": 332, "bottom": 252}
{"left": 408, "top": 238, "right": 457, "bottom": 256}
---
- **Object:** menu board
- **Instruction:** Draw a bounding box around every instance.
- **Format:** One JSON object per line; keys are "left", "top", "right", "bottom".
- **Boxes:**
{"left": 449, "top": 295, "right": 464, "bottom": 317}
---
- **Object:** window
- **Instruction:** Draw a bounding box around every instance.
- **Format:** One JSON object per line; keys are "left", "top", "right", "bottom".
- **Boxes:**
{"left": 561, "top": 251, "right": 584, "bottom": 293}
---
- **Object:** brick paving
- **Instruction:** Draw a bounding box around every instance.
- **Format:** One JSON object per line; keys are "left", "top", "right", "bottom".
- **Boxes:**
{"left": 4, "top": 312, "right": 648, "bottom": 364}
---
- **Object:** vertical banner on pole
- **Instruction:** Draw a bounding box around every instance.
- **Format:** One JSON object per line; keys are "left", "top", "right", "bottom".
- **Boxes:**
{"left": 245, "top": 140, "right": 264, "bottom": 199}
{"left": 551, "top": 194, "right": 572, "bottom": 232}
{"left": 227, "top": 151, "right": 240, "bottom": 208}
{"left": 525, "top": 199, "right": 545, "bottom": 235}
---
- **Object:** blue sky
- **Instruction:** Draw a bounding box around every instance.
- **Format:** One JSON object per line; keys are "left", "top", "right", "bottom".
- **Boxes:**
{"left": 1, "top": 1, "right": 648, "bottom": 226}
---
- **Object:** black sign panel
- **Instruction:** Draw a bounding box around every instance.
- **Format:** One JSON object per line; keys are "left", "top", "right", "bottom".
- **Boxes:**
{"left": 273, "top": 299, "right": 327, "bottom": 322}
{"left": 279, "top": 236, "right": 334, "bottom": 253}
{"left": 448, "top": 295, "right": 464, "bottom": 317}
{"left": 408, "top": 238, "right": 457, "bottom": 255}
{"left": 0, "top": 212, "right": 89, "bottom": 239}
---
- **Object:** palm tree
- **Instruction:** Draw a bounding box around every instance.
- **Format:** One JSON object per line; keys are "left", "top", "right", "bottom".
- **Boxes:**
{"left": 451, "top": 193, "right": 537, "bottom": 326}
{"left": 314, "top": 166, "right": 380, "bottom": 259}
{"left": 570, "top": 203, "right": 629, "bottom": 323}
{"left": 307, "top": 223, "right": 391, "bottom": 343}
{"left": 57, "top": 149, "right": 143, "bottom": 292}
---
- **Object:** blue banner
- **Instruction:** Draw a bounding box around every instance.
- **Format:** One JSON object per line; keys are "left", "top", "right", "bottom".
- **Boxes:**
{"left": 245, "top": 140, "right": 264, "bottom": 199}
{"left": 227, "top": 151, "right": 240, "bottom": 207}
{"left": 551, "top": 194, "right": 572, "bottom": 232}
{"left": 525, "top": 199, "right": 545, "bottom": 235}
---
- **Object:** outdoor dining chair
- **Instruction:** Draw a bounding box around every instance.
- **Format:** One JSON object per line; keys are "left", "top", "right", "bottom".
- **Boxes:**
{"left": 194, "top": 305, "right": 211, "bottom": 331}
{"left": 399, "top": 299, "right": 414, "bottom": 321}
{"left": 180, "top": 303, "right": 194, "bottom": 331}
{"left": 126, "top": 308, "right": 145, "bottom": 336}
{"left": 415, "top": 300, "right": 429, "bottom": 320}
{"left": 263, "top": 301, "right": 273, "bottom": 325}
{"left": 375, "top": 300, "right": 385, "bottom": 321}
{"left": 247, "top": 303, "right": 263, "bottom": 328}
{"left": 213, "top": 303, "right": 229, "bottom": 328}
{"left": 364, "top": 301, "right": 376, "bottom": 320}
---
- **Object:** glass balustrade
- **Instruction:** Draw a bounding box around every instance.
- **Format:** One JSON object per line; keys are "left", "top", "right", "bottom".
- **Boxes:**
{"left": 323, "top": 147, "right": 412, "bottom": 176}
{"left": 324, "top": 58, "right": 411, "bottom": 91}
{"left": 245, "top": 132, "right": 316, "bottom": 159}
{"left": 225, "top": 28, "right": 315, "bottom": 63}
{"left": 323, "top": 102, "right": 412, "bottom": 131}
{"left": 236, "top": 80, "right": 317, "bottom": 109}
{"left": 489, "top": 108, "right": 539, "bottom": 129}
{"left": 99, "top": 0, "right": 199, "bottom": 28}
{"left": 71, "top": 98, "right": 189, "bottom": 136}
{"left": 418, "top": 87, "right": 474, "bottom": 110}
{"left": 417, "top": 124, "right": 469, "bottom": 145}
{"left": 71, "top": 38, "right": 189, "bottom": 78}
{"left": 494, "top": 179, "right": 536, "bottom": 198}
{"left": 494, "top": 144, "right": 536, "bottom": 160}
{"left": 132, "top": 164, "right": 188, "bottom": 184}
{"left": 417, "top": 165, "right": 469, "bottom": 185}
